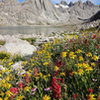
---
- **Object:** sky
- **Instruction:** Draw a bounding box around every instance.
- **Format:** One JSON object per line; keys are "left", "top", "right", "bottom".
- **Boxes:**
{"left": 50, "top": 0, "right": 100, "bottom": 5}
{"left": 18, "top": 0, "right": 100, "bottom": 5}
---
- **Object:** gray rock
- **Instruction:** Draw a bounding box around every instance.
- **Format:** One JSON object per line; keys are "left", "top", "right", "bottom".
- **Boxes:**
{"left": 0, "top": 38, "right": 37, "bottom": 56}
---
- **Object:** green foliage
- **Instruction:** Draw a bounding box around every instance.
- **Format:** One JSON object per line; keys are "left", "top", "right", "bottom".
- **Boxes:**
{"left": 0, "top": 40, "right": 6, "bottom": 45}
{"left": 0, "top": 51, "right": 10, "bottom": 60}
{"left": 21, "top": 37, "right": 36, "bottom": 45}
{"left": 12, "top": 54, "right": 26, "bottom": 62}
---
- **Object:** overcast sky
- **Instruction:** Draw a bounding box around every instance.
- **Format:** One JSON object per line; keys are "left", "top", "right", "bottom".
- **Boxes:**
{"left": 18, "top": 0, "right": 100, "bottom": 5}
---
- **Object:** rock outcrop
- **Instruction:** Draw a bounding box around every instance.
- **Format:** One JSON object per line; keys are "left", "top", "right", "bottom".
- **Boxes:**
{"left": 0, "top": 0, "right": 99, "bottom": 25}
{"left": 0, "top": 36, "right": 37, "bottom": 56}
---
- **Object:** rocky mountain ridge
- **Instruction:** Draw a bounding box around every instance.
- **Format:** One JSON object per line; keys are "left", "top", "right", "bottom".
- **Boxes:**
{"left": 0, "top": 0, "right": 99, "bottom": 26}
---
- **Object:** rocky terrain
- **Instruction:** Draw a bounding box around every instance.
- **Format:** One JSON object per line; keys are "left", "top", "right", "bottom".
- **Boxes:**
{"left": 0, "top": 0, "right": 99, "bottom": 26}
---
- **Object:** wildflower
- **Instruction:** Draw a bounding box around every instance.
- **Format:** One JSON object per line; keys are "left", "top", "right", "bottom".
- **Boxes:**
{"left": 42, "top": 95, "right": 51, "bottom": 100}
{"left": 61, "top": 52, "right": 67, "bottom": 58}
{"left": 17, "top": 96, "right": 25, "bottom": 100}
{"left": 10, "top": 87, "right": 18, "bottom": 95}
{"left": 44, "top": 87, "right": 51, "bottom": 91}
{"left": 18, "top": 82, "right": 24, "bottom": 88}
{"left": 51, "top": 77, "right": 61, "bottom": 99}
{"left": 79, "top": 56, "right": 84, "bottom": 61}
{"left": 24, "top": 86, "right": 31, "bottom": 92}
{"left": 77, "top": 69, "right": 84, "bottom": 75}
{"left": 88, "top": 88, "right": 94, "bottom": 93}
{"left": 56, "top": 60, "right": 63, "bottom": 67}
{"left": 5, "top": 91, "right": 13, "bottom": 97}
{"left": 38, "top": 73, "right": 43, "bottom": 77}
{"left": 82, "top": 63, "right": 89, "bottom": 68}
{"left": 73, "top": 94, "right": 78, "bottom": 99}
{"left": 75, "top": 49, "right": 82, "bottom": 53}
{"left": 31, "top": 88, "right": 37, "bottom": 92}
{"left": 91, "top": 63, "right": 96, "bottom": 67}
{"left": 4, "top": 97, "right": 9, "bottom": 100}
{"left": 60, "top": 72, "right": 66, "bottom": 76}
{"left": 2, "top": 83, "right": 11, "bottom": 89}
{"left": 0, "top": 92, "right": 4, "bottom": 96}
{"left": 33, "top": 67, "right": 38, "bottom": 77}
{"left": 76, "top": 63, "right": 82, "bottom": 68}
{"left": 43, "top": 75, "right": 47, "bottom": 80}
{"left": 54, "top": 66, "right": 59, "bottom": 71}
{"left": 69, "top": 52, "right": 77, "bottom": 59}
{"left": 24, "top": 73, "right": 30, "bottom": 83}
{"left": 92, "top": 55, "right": 98, "bottom": 61}
{"left": 86, "top": 52, "right": 92, "bottom": 57}
{"left": 43, "top": 62, "right": 49, "bottom": 66}
{"left": 87, "top": 94, "right": 96, "bottom": 100}
{"left": 85, "top": 67, "right": 93, "bottom": 72}
{"left": 0, "top": 98, "right": 3, "bottom": 100}
{"left": 92, "top": 34, "right": 96, "bottom": 39}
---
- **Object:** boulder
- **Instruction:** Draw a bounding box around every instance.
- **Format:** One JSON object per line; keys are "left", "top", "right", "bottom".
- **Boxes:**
{"left": 0, "top": 38, "right": 37, "bottom": 56}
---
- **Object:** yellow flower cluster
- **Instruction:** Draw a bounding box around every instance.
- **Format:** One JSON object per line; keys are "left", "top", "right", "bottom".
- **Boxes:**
{"left": 69, "top": 52, "right": 77, "bottom": 59}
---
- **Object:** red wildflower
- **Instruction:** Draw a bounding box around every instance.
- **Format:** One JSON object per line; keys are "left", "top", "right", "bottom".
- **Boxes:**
{"left": 92, "top": 34, "right": 96, "bottom": 39}
{"left": 10, "top": 87, "right": 18, "bottom": 95}
{"left": 73, "top": 94, "right": 78, "bottom": 99}
{"left": 84, "top": 39, "right": 89, "bottom": 46}
{"left": 51, "top": 77, "right": 61, "bottom": 99}
{"left": 33, "top": 67, "right": 38, "bottom": 77}
{"left": 24, "top": 73, "right": 30, "bottom": 83}
{"left": 88, "top": 88, "right": 94, "bottom": 93}
{"left": 56, "top": 60, "right": 64, "bottom": 67}
{"left": 18, "top": 82, "right": 24, "bottom": 88}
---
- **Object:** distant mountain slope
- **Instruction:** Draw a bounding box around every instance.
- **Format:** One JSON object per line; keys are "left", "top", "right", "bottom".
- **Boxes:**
{"left": 0, "top": 0, "right": 99, "bottom": 26}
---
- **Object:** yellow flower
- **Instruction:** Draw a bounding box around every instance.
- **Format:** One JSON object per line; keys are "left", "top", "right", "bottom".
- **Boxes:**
{"left": 61, "top": 52, "right": 67, "bottom": 58}
{"left": 75, "top": 49, "right": 82, "bottom": 53}
{"left": 24, "top": 86, "right": 31, "bottom": 92}
{"left": 82, "top": 63, "right": 89, "bottom": 68}
{"left": 79, "top": 56, "right": 84, "bottom": 61}
{"left": 39, "top": 73, "right": 43, "bottom": 77}
{"left": 87, "top": 94, "right": 96, "bottom": 100}
{"left": 60, "top": 72, "right": 66, "bottom": 76}
{"left": 4, "top": 97, "right": 9, "bottom": 100}
{"left": 17, "top": 96, "right": 25, "bottom": 100}
{"left": 0, "top": 92, "right": 4, "bottom": 96}
{"left": 43, "top": 62, "right": 49, "bottom": 66}
{"left": 54, "top": 66, "right": 59, "bottom": 71}
{"left": 42, "top": 95, "right": 51, "bottom": 100}
{"left": 5, "top": 91, "right": 13, "bottom": 97}
{"left": 91, "top": 63, "right": 96, "bottom": 67}
{"left": 8, "top": 62, "right": 13, "bottom": 66}
{"left": 77, "top": 69, "right": 84, "bottom": 75}
{"left": 85, "top": 67, "right": 93, "bottom": 72}
{"left": 0, "top": 98, "right": 3, "bottom": 100}
{"left": 2, "top": 83, "right": 11, "bottom": 89}
{"left": 92, "top": 55, "right": 98, "bottom": 61}
{"left": 86, "top": 52, "right": 92, "bottom": 57}
{"left": 43, "top": 75, "right": 47, "bottom": 80}
{"left": 76, "top": 63, "right": 82, "bottom": 68}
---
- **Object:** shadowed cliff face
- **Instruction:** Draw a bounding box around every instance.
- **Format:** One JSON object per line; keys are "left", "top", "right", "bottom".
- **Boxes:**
{"left": 0, "top": 0, "right": 99, "bottom": 26}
